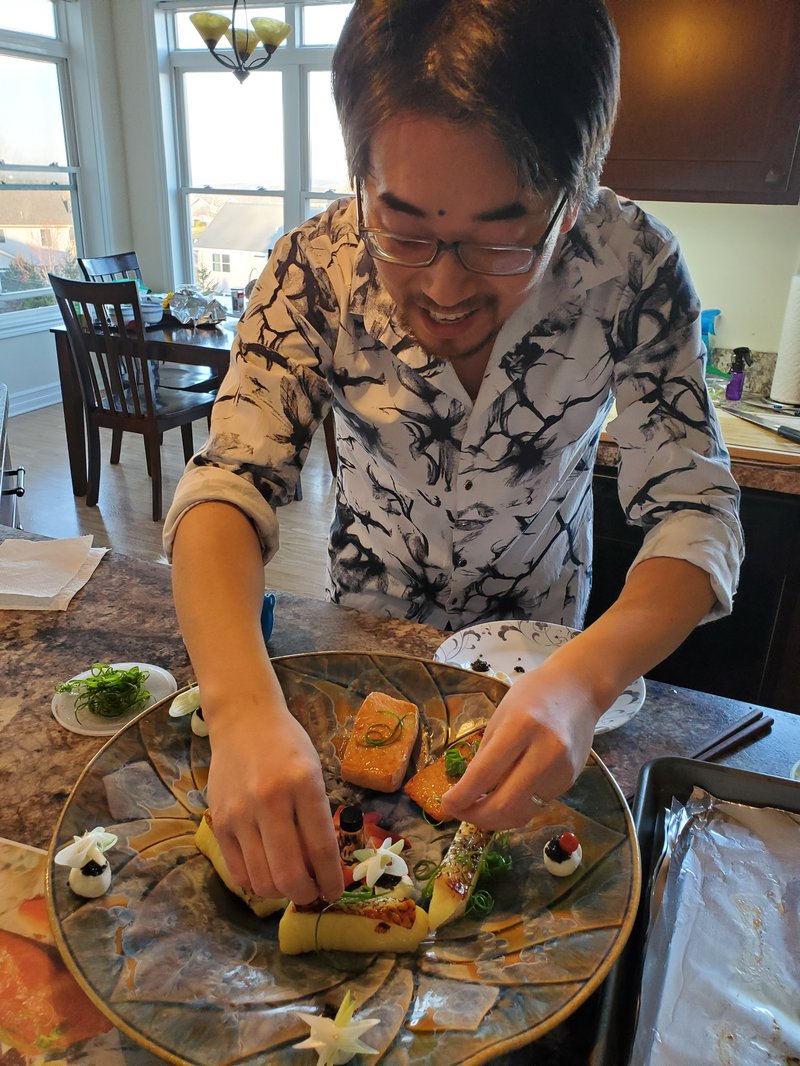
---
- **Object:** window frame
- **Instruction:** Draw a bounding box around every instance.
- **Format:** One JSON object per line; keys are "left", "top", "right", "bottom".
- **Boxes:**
{"left": 0, "top": 11, "right": 84, "bottom": 333}
{"left": 163, "top": 1, "right": 352, "bottom": 288}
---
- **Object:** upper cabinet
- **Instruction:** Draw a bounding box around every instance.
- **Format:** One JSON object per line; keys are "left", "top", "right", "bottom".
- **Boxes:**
{"left": 602, "top": 0, "right": 800, "bottom": 204}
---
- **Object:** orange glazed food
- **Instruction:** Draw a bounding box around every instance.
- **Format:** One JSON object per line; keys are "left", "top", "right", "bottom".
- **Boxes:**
{"left": 403, "top": 729, "right": 484, "bottom": 820}
{"left": 340, "top": 692, "right": 420, "bottom": 792}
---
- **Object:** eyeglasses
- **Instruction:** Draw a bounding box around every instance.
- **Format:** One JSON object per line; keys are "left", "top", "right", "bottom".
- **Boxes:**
{"left": 356, "top": 183, "right": 568, "bottom": 277}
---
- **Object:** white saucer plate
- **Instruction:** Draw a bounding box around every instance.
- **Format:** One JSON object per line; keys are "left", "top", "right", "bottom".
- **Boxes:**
{"left": 434, "top": 619, "right": 646, "bottom": 734}
{"left": 51, "top": 662, "right": 178, "bottom": 737}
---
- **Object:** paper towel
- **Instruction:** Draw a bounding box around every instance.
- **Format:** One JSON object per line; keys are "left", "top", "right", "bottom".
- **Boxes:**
{"left": 770, "top": 275, "right": 800, "bottom": 405}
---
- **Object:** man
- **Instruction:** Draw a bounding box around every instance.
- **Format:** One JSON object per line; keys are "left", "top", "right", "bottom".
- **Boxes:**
{"left": 165, "top": 0, "right": 743, "bottom": 907}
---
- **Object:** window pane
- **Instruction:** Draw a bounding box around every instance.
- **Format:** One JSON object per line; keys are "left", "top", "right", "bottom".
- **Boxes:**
{"left": 308, "top": 70, "right": 349, "bottom": 194}
{"left": 175, "top": 7, "right": 285, "bottom": 49}
{"left": 0, "top": 188, "right": 78, "bottom": 313}
{"left": 302, "top": 3, "right": 353, "bottom": 46}
{"left": 191, "top": 193, "right": 283, "bottom": 294}
{"left": 0, "top": 0, "right": 56, "bottom": 37}
{"left": 0, "top": 55, "right": 68, "bottom": 166}
{"left": 184, "top": 71, "right": 284, "bottom": 188}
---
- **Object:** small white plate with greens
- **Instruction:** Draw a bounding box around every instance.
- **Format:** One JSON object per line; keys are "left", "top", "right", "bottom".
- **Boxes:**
{"left": 52, "top": 662, "right": 177, "bottom": 736}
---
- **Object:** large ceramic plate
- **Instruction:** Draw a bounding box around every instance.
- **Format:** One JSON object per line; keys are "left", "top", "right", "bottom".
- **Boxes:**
{"left": 434, "top": 620, "right": 646, "bottom": 734}
{"left": 47, "top": 653, "right": 640, "bottom": 1066}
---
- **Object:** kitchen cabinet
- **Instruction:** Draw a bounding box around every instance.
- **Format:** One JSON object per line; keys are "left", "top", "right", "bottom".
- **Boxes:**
{"left": 586, "top": 464, "right": 800, "bottom": 714}
{"left": 602, "top": 0, "right": 800, "bottom": 204}
{"left": 0, "top": 384, "right": 24, "bottom": 529}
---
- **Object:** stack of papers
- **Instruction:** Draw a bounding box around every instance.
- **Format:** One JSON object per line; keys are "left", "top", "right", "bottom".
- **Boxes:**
{"left": 0, "top": 535, "right": 108, "bottom": 611}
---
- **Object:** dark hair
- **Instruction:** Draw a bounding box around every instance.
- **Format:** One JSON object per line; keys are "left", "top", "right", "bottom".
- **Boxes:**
{"left": 332, "top": 0, "right": 620, "bottom": 210}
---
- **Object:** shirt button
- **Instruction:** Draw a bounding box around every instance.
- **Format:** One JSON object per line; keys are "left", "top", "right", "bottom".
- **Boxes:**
{"left": 464, "top": 480, "right": 473, "bottom": 491}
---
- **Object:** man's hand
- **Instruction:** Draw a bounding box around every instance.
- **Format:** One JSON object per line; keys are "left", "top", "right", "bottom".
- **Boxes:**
{"left": 204, "top": 694, "right": 345, "bottom": 905}
{"left": 439, "top": 664, "right": 598, "bottom": 827}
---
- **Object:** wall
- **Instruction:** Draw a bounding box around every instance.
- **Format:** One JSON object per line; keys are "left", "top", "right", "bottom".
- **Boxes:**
{"left": 641, "top": 200, "right": 800, "bottom": 353}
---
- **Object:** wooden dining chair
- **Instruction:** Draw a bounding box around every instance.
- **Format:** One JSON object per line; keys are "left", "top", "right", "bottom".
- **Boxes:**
{"left": 49, "top": 275, "right": 216, "bottom": 522}
{"left": 78, "top": 252, "right": 219, "bottom": 396}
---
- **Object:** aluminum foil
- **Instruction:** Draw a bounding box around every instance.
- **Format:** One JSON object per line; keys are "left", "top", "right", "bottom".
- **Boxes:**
{"left": 631, "top": 788, "right": 800, "bottom": 1065}
{"left": 168, "top": 288, "right": 227, "bottom": 326}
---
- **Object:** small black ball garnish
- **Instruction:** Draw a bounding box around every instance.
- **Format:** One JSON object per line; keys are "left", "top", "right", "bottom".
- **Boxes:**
{"left": 339, "top": 805, "right": 364, "bottom": 833}
{"left": 80, "top": 859, "right": 107, "bottom": 877}
{"left": 544, "top": 837, "right": 569, "bottom": 863}
{"left": 514, "top": 665, "right": 525, "bottom": 674}
{"left": 470, "top": 656, "right": 491, "bottom": 673}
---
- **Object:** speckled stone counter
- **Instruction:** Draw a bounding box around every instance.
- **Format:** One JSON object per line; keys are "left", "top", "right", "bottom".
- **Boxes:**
{"left": 2, "top": 523, "right": 799, "bottom": 849}
{"left": 2, "top": 525, "right": 800, "bottom": 1065}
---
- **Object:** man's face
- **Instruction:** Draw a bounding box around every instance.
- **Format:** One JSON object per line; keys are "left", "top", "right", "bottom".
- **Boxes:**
{"left": 361, "top": 114, "right": 577, "bottom": 368}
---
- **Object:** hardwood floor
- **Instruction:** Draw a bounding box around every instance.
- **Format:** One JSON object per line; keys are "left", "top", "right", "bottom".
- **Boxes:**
{"left": 9, "top": 404, "right": 335, "bottom": 600}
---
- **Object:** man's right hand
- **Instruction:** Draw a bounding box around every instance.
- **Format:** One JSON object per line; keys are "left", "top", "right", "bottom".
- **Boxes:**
{"left": 204, "top": 693, "right": 345, "bottom": 905}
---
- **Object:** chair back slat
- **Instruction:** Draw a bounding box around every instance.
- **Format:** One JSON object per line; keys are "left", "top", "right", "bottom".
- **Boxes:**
{"left": 49, "top": 275, "right": 157, "bottom": 421}
{"left": 78, "top": 252, "right": 143, "bottom": 284}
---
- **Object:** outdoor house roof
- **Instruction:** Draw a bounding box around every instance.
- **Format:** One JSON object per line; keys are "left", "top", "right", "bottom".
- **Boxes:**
{"left": 193, "top": 200, "right": 283, "bottom": 254}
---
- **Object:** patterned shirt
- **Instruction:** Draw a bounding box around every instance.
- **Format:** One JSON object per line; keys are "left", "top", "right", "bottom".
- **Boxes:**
{"left": 164, "top": 190, "right": 743, "bottom": 630}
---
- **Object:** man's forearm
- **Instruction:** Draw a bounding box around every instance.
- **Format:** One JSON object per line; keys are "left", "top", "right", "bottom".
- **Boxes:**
{"left": 171, "top": 501, "right": 279, "bottom": 707}
{"left": 542, "top": 556, "right": 718, "bottom": 719}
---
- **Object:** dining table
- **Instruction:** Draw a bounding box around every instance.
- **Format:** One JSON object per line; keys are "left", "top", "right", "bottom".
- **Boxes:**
{"left": 1, "top": 522, "right": 799, "bottom": 1064}
{"left": 52, "top": 316, "right": 238, "bottom": 497}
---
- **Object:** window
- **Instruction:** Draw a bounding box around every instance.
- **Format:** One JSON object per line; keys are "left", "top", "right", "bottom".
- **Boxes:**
{"left": 167, "top": 2, "right": 352, "bottom": 294}
{"left": 0, "top": 4, "right": 81, "bottom": 317}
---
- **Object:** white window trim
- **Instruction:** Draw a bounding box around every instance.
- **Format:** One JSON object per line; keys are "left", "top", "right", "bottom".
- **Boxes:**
{"left": 163, "top": 1, "right": 351, "bottom": 285}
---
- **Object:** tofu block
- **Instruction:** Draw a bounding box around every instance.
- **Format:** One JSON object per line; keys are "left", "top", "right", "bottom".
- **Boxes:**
{"left": 279, "top": 895, "right": 429, "bottom": 954}
{"left": 403, "top": 730, "right": 484, "bottom": 820}
{"left": 340, "top": 692, "right": 420, "bottom": 792}
{"left": 195, "top": 812, "right": 287, "bottom": 918}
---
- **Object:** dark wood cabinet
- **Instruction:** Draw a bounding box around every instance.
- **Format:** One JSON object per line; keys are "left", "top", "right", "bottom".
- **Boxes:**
{"left": 602, "top": 0, "right": 800, "bottom": 204}
{"left": 586, "top": 463, "right": 800, "bottom": 713}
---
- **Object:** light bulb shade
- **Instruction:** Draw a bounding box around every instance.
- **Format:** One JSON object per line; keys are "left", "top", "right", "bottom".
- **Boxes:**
{"left": 189, "top": 11, "right": 231, "bottom": 49}
{"left": 224, "top": 26, "right": 259, "bottom": 59}
{"left": 251, "top": 17, "right": 292, "bottom": 52}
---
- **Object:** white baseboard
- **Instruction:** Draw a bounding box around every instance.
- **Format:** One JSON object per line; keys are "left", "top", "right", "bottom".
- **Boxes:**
{"left": 9, "top": 383, "right": 62, "bottom": 417}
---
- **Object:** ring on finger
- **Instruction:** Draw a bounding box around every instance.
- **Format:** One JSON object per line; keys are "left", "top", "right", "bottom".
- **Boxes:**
{"left": 530, "top": 793, "right": 547, "bottom": 808}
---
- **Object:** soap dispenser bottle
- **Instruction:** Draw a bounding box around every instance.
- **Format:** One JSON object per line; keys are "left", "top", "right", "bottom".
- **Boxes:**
{"left": 725, "top": 346, "right": 753, "bottom": 402}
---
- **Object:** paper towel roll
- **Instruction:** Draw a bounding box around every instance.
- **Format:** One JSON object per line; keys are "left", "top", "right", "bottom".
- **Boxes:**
{"left": 770, "top": 275, "right": 800, "bottom": 405}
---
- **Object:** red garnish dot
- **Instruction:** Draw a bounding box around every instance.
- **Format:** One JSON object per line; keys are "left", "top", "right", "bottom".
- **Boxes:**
{"left": 558, "top": 831, "right": 579, "bottom": 855}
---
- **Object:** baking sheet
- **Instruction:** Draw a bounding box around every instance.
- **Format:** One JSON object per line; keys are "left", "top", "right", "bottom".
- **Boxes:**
{"left": 630, "top": 788, "right": 800, "bottom": 1065}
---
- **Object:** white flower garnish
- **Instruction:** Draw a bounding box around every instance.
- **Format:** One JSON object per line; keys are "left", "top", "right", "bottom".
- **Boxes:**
{"left": 55, "top": 827, "right": 118, "bottom": 870}
{"left": 351, "top": 837, "right": 412, "bottom": 889}
{"left": 169, "top": 686, "right": 201, "bottom": 718}
{"left": 294, "top": 990, "right": 379, "bottom": 1065}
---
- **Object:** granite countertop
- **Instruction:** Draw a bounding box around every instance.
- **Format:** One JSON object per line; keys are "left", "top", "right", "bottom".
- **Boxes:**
{"left": 2, "top": 525, "right": 800, "bottom": 1065}
{"left": 2, "top": 523, "right": 798, "bottom": 847}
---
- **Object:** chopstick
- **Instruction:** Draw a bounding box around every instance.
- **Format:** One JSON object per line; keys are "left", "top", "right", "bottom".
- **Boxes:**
{"left": 625, "top": 709, "right": 774, "bottom": 805}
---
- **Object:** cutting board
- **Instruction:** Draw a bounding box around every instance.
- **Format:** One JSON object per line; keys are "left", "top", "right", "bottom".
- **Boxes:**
{"left": 715, "top": 408, "right": 800, "bottom": 464}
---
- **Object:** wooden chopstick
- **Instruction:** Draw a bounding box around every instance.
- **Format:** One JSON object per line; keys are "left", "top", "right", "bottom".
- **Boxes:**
{"left": 693, "top": 715, "right": 773, "bottom": 763}
{"left": 624, "top": 709, "right": 773, "bottom": 805}
{"left": 689, "top": 708, "right": 765, "bottom": 761}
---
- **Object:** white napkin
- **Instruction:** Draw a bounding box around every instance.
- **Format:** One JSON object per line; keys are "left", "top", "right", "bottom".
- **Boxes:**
{"left": 0, "top": 536, "right": 109, "bottom": 610}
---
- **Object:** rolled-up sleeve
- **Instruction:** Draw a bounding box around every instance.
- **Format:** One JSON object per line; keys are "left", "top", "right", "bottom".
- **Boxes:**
{"left": 606, "top": 241, "right": 744, "bottom": 622}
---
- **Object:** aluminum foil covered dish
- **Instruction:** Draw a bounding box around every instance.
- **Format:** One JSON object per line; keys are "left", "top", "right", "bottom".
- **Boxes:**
{"left": 168, "top": 288, "right": 227, "bottom": 326}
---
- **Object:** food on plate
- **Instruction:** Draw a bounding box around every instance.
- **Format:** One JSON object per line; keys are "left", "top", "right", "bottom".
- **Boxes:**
{"left": 462, "top": 657, "right": 511, "bottom": 684}
{"left": 54, "top": 827, "right": 117, "bottom": 898}
{"left": 279, "top": 893, "right": 429, "bottom": 955}
{"left": 169, "top": 684, "right": 208, "bottom": 736}
{"left": 351, "top": 837, "right": 413, "bottom": 893}
{"left": 195, "top": 812, "right": 287, "bottom": 916}
{"left": 427, "top": 821, "right": 495, "bottom": 930}
{"left": 0, "top": 929, "right": 113, "bottom": 1053}
{"left": 340, "top": 691, "right": 420, "bottom": 792}
{"left": 55, "top": 662, "right": 151, "bottom": 720}
{"left": 403, "top": 729, "right": 484, "bottom": 820}
{"left": 543, "top": 831, "right": 583, "bottom": 876}
{"left": 294, "top": 988, "right": 379, "bottom": 1064}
